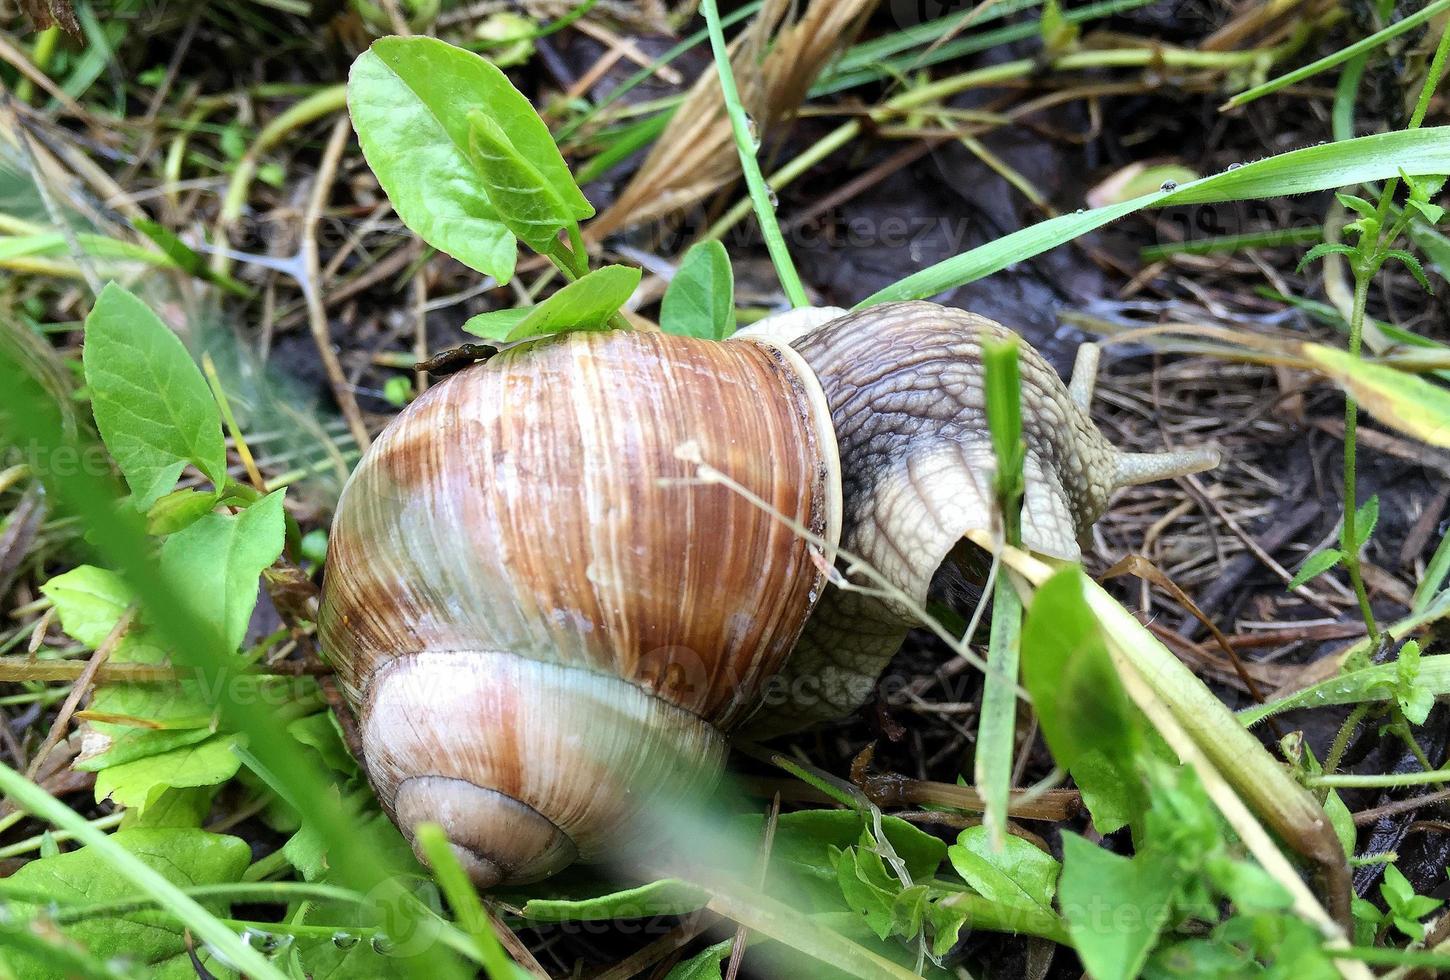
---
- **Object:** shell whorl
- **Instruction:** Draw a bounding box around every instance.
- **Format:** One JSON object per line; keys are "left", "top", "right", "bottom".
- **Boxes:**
{"left": 743, "top": 301, "right": 1219, "bottom": 735}
{"left": 318, "top": 329, "right": 840, "bottom": 884}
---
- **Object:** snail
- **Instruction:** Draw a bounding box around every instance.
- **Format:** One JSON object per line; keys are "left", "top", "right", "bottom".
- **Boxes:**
{"left": 317, "top": 301, "right": 1217, "bottom": 886}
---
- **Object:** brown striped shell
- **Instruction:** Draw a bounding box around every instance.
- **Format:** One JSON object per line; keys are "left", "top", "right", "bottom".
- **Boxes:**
{"left": 318, "top": 329, "right": 841, "bottom": 887}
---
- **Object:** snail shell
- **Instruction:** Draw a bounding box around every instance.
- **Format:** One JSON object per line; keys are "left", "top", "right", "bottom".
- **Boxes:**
{"left": 318, "top": 329, "right": 841, "bottom": 886}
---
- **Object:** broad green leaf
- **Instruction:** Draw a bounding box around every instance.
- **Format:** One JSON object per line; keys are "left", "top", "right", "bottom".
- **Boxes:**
{"left": 159, "top": 489, "right": 287, "bottom": 651}
{"left": 39, "top": 564, "right": 133, "bottom": 647}
{"left": 125, "top": 786, "right": 215, "bottom": 830}
{"left": 833, "top": 843, "right": 898, "bottom": 939}
{"left": 947, "top": 825, "right": 1061, "bottom": 917}
{"left": 1288, "top": 548, "right": 1343, "bottom": 589}
{"left": 1022, "top": 568, "right": 1150, "bottom": 833}
{"left": 467, "top": 110, "right": 574, "bottom": 251}
{"left": 660, "top": 241, "right": 735, "bottom": 339}
{"left": 348, "top": 37, "right": 592, "bottom": 281}
{"left": 94, "top": 734, "right": 243, "bottom": 814}
{"left": 753, "top": 810, "right": 948, "bottom": 888}
{"left": 462, "top": 265, "right": 640, "bottom": 341}
{"left": 76, "top": 726, "right": 216, "bottom": 773}
{"left": 1020, "top": 567, "right": 1142, "bottom": 772}
{"left": 288, "top": 712, "right": 359, "bottom": 774}
{"left": 83, "top": 282, "right": 227, "bottom": 509}
{"left": 1303, "top": 343, "right": 1450, "bottom": 447}
{"left": 1069, "top": 749, "right": 1139, "bottom": 835}
{"left": 1059, "top": 833, "right": 1181, "bottom": 980}
{"left": 0, "top": 828, "right": 249, "bottom": 979}
{"left": 860, "top": 127, "right": 1450, "bottom": 306}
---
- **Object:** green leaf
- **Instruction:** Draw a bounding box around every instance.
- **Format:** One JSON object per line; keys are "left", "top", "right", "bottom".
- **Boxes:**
{"left": 83, "top": 282, "right": 227, "bottom": 509}
{"left": 519, "top": 877, "right": 710, "bottom": 922}
{"left": 1336, "top": 193, "right": 1378, "bottom": 218}
{"left": 1385, "top": 249, "right": 1433, "bottom": 293}
{"left": 348, "top": 37, "right": 592, "bottom": 281}
{"left": 1059, "top": 833, "right": 1181, "bottom": 980}
{"left": 467, "top": 109, "right": 575, "bottom": 251}
{"left": 1239, "top": 653, "right": 1450, "bottom": 726}
{"left": 1302, "top": 343, "right": 1450, "bottom": 448}
{"left": 660, "top": 241, "right": 736, "bottom": 339}
{"left": 860, "top": 128, "right": 1450, "bottom": 307}
{"left": 146, "top": 488, "right": 219, "bottom": 536}
{"left": 1288, "top": 548, "right": 1343, "bottom": 589}
{"left": 924, "top": 900, "right": 969, "bottom": 958}
{"left": 947, "top": 825, "right": 1060, "bottom": 917}
{"left": 1020, "top": 567, "right": 1142, "bottom": 773}
{"left": 126, "top": 786, "right": 216, "bottom": 830}
{"left": 1203, "top": 855, "right": 1293, "bottom": 914}
{"left": 133, "top": 218, "right": 249, "bottom": 298}
{"left": 1353, "top": 495, "right": 1379, "bottom": 549}
{"left": 1408, "top": 199, "right": 1447, "bottom": 225}
{"left": 0, "top": 828, "right": 250, "bottom": 979}
{"left": 665, "top": 940, "right": 733, "bottom": 980}
{"left": 1296, "top": 242, "right": 1358, "bottom": 272}
{"left": 39, "top": 564, "right": 133, "bottom": 647}
{"left": 834, "top": 843, "right": 899, "bottom": 939}
{"left": 288, "top": 712, "right": 359, "bottom": 775}
{"left": 94, "top": 734, "right": 243, "bottom": 815}
{"left": 1396, "top": 640, "right": 1434, "bottom": 725}
{"left": 462, "top": 265, "right": 640, "bottom": 341}
{"left": 1038, "top": 0, "right": 1079, "bottom": 51}
{"left": 159, "top": 489, "right": 287, "bottom": 651}
{"left": 1324, "top": 789, "right": 1356, "bottom": 857}
{"left": 756, "top": 810, "right": 948, "bottom": 889}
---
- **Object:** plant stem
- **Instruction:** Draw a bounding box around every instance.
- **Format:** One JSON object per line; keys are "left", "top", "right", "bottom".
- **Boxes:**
{"left": 1340, "top": 269, "right": 1380, "bottom": 646}
{"left": 699, "top": 0, "right": 809, "bottom": 308}
{"left": 1324, "top": 702, "right": 1370, "bottom": 776}
{"left": 1310, "top": 767, "right": 1450, "bottom": 789}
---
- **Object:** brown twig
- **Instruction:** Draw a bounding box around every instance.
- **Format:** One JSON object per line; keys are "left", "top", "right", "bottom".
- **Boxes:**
{"left": 25, "top": 607, "right": 135, "bottom": 780}
{"left": 302, "top": 116, "right": 373, "bottom": 453}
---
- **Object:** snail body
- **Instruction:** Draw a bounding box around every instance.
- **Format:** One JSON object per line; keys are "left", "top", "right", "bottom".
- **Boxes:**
{"left": 319, "top": 302, "right": 1217, "bottom": 884}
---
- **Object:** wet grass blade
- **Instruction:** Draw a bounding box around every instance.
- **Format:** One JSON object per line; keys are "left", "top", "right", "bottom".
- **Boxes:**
{"left": 859, "top": 127, "right": 1450, "bottom": 307}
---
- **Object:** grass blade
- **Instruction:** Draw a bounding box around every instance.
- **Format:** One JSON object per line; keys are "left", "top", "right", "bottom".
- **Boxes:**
{"left": 1223, "top": 0, "right": 1450, "bottom": 110}
{"left": 858, "top": 127, "right": 1450, "bottom": 307}
{"left": 414, "top": 823, "right": 514, "bottom": 978}
{"left": 700, "top": 0, "right": 808, "bottom": 308}
{"left": 975, "top": 339, "right": 1027, "bottom": 850}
